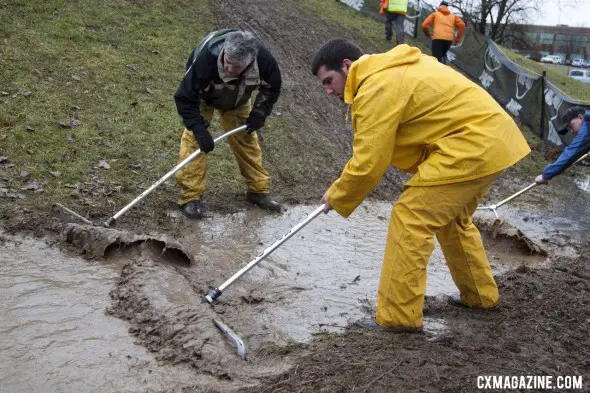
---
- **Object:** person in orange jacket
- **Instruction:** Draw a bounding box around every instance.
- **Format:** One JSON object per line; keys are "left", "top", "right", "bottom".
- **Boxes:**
{"left": 421, "top": 1, "right": 465, "bottom": 64}
{"left": 380, "top": 0, "right": 408, "bottom": 45}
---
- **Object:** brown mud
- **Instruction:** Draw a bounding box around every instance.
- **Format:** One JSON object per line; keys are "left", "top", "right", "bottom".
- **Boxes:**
{"left": 1, "top": 0, "right": 589, "bottom": 392}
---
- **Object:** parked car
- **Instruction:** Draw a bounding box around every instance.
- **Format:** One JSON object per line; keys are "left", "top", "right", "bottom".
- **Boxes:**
{"left": 572, "top": 58, "right": 587, "bottom": 68}
{"left": 568, "top": 69, "right": 590, "bottom": 84}
{"left": 540, "top": 55, "right": 563, "bottom": 64}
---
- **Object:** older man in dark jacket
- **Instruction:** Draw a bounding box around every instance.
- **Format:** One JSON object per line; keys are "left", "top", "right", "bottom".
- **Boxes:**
{"left": 174, "top": 29, "right": 282, "bottom": 219}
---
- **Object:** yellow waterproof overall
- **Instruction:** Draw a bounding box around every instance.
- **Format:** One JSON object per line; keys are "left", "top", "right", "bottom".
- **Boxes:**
{"left": 326, "top": 45, "right": 530, "bottom": 328}
{"left": 376, "top": 173, "right": 500, "bottom": 328}
{"left": 175, "top": 100, "right": 269, "bottom": 205}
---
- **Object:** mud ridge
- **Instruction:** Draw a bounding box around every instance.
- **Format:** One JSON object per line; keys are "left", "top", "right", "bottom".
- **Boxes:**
{"left": 60, "top": 222, "right": 194, "bottom": 265}
{"left": 474, "top": 216, "right": 548, "bottom": 256}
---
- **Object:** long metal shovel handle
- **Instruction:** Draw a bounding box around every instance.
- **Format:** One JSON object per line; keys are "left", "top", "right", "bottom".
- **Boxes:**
{"left": 203, "top": 204, "right": 327, "bottom": 303}
{"left": 103, "top": 125, "right": 247, "bottom": 227}
{"left": 476, "top": 152, "right": 589, "bottom": 218}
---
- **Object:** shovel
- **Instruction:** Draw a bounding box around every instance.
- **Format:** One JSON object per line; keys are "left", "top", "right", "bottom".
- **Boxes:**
{"left": 203, "top": 204, "right": 326, "bottom": 303}
{"left": 477, "top": 152, "right": 589, "bottom": 218}
{"left": 55, "top": 125, "right": 247, "bottom": 227}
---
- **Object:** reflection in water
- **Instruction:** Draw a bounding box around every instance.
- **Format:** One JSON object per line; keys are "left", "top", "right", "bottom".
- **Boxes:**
{"left": 574, "top": 174, "right": 590, "bottom": 192}
{"left": 1, "top": 199, "right": 567, "bottom": 390}
{"left": 177, "top": 202, "right": 543, "bottom": 344}
{"left": 0, "top": 236, "right": 201, "bottom": 393}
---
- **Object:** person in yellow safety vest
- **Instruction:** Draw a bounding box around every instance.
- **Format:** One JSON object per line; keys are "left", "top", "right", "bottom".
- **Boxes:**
{"left": 311, "top": 40, "right": 530, "bottom": 332}
{"left": 380, "top": 0, "right": 408, "bottom": 45}
{"left": 174, "top": 29, "right": 283, "bottom": 219}
{"left": 421, "top": 1, "right": 465, "bottom": 64}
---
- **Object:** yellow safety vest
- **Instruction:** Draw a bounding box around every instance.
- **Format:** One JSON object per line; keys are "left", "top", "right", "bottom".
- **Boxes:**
{"left": 387, "top": 0, "right": 408, "bottom": 12}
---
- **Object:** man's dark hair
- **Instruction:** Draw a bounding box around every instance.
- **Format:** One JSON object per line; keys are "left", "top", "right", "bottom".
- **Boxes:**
{"left": 311, "top": 39, "right": 364, "bottom": 75}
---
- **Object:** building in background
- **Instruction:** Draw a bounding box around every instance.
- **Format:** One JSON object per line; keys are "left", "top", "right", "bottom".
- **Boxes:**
{"left": 503, "top": 24, "right": 590, "bottom": 63}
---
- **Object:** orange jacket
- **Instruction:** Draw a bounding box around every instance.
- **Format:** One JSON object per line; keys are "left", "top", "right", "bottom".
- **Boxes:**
{"left": 421, "top": 6, "right": 465, "bottom": 42}
{"left": 380, "top": 0, "right": 407, "bottom": 16}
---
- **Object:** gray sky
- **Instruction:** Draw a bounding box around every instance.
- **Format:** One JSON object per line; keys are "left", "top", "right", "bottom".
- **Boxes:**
{"left": 422, "top": 0, "right": 589, "bottom": 28}
{"left": 538, "top": 0, "right": 588, "bottom": 27}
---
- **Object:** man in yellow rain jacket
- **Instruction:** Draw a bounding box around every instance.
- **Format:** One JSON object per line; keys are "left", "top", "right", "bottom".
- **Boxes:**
{"left": 311, "top": 40, "right": 530, "bottom": 331}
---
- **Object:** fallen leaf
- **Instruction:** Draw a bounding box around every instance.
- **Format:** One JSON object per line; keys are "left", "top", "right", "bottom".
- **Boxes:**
{"left": 49, "top": 171, "right": 61, "bottom": 177}
{"left": 71, "top": 119, "right": 81, "bottom": 128}
{"left": 26, "top": 125, "right": 35, "bottom": 132}
{"left": 97, "top": 160, "right": 110, "bottom": 169}
{"left": 22, "top": 180, "right": 39, "bottom": 190}
{"left": 20, "top": 171, "right": 29, "bottom": 178}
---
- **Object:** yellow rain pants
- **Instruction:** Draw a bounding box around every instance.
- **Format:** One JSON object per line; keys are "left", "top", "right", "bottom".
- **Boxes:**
{"left": 175, "top": 100, "right": 270, "bottom": 205}
{"left": 376, "top": 172, "right": 500, "bottom": 329}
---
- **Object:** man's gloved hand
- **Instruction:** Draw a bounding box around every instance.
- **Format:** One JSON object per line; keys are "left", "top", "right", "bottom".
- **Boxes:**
{"left": 246, "top": 113, "right": 266, "bottom": 134}
{"left": 192, "top": 121, "right": 214, "bottom": 153}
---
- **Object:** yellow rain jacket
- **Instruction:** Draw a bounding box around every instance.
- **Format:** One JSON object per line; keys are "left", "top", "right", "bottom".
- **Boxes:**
{"left": 326, "top": 45, "right": 530, "bottom": 218}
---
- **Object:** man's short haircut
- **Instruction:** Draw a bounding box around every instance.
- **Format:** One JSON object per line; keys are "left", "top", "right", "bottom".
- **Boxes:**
{"left": 224, "top": 31, "right": 259, "bottom": 66}
{"left": 311, "top": 39, "right": 364, "bottom": 75}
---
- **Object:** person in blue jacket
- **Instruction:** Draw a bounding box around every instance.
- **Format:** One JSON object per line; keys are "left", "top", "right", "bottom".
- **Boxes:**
{"left": 535, "top": 106, "right": 590, "bottom": 185}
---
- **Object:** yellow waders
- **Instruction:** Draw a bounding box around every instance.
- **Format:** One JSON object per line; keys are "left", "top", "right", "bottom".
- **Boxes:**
{"left": 376, "top": 172, "right": 500, "bottom": 329}
{"left": 175, "top": 100, "right": 270, "bottom": 205}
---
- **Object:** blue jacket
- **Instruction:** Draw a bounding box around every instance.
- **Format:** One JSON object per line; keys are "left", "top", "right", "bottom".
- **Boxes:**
{"left": 543, "top": 110, "right": 590, "bottom": 180}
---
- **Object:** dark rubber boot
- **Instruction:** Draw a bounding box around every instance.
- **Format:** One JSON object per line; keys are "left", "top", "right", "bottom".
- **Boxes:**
{"left": 447, "top": 293, "right": 499, "bottom": 310}
{"left": 246, "top": 192, "right": 282, "bottom": 213}
{"left": 180, "top": 200, "right": 203, "bottom": 219}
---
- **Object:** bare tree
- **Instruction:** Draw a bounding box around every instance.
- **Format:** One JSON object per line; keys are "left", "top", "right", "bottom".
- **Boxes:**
{"left": 451, "top": 0, "right": 540, "bottom": 43}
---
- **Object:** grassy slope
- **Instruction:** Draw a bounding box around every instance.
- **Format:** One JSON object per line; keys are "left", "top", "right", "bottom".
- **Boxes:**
{"left": 500, "top": 49, "right": 590, "bottom": 102}
{"left": 0, "top": 1, "right": 241, "bottom": 224}
{"left": 0, "top": 0, "right": 582, "bottom": 228}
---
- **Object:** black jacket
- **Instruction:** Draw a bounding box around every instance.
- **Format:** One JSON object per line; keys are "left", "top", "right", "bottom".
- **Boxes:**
{"left": 174, "top": 29, "right": 282, "bottom": 131}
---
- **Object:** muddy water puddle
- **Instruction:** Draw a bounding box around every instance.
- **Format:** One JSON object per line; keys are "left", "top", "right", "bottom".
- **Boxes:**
{"left": 0, "top": 201, "right": 558, "bottom": 391}
{"left": 174, "top": 202, "right": 548, "bottom": 345}
{"left": 0, "top": 235, "right": 209, "bottom": 393}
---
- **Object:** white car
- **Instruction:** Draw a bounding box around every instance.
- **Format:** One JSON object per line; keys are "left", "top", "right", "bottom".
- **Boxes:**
{"left": 572, "top": 58, "right": 587, "bottom": 68}
{"left": 540, "top": 55, "right": 563, "bottom": 64}
{"left": 568, "top": 69, "right": 590, "bottom": 84}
